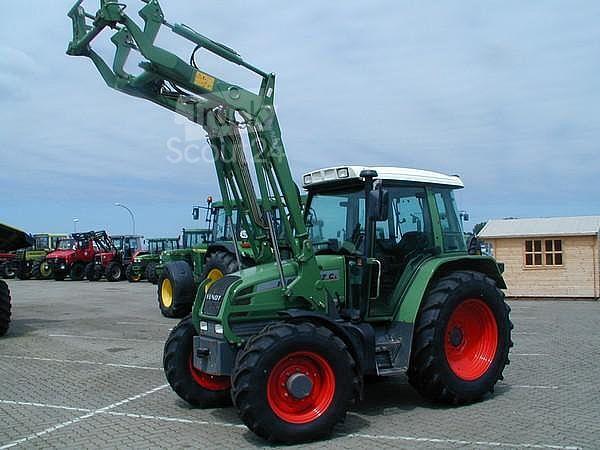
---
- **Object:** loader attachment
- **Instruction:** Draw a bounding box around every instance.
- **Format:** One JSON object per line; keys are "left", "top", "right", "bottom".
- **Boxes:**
{"left": 66, "top": 0, "right": 322, "bottom": 305}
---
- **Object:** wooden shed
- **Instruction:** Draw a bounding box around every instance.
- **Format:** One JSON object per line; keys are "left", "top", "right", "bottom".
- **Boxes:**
{"left": 479, "top": 216, "right": 600, "bottom": 299}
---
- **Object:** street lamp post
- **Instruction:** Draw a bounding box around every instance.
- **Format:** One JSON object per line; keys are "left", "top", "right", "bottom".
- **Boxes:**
{"left": 73, "top": 218, "right": 79, "bottom": 233}
{"left": 114, "top": 203, "right": 136, "bottom": 235}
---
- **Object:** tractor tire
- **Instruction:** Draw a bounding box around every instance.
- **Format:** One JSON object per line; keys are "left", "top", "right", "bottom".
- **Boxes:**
{"left": 146, "top": 262, "right": 158, "bottom": 284}
{"left": 31, "top": 261, "right": 42, "bottom": 279}
{"left": 231, "top": 322, "right": 360, "bottom": 444}
{"left": 408, "top": 270, "right": 513, "bottom": 405}
{"left": 85, "top": 263, "right": 102, "bottom": 281}
{"left": 69, "top": 262, "right": 86, "bottom": 281}
{"left": 163, "top": 316, "right": 231, "bottom": 407}
{"left": 54, "top": 272, "right": 66, "bottom": 281}
{"left": 126, "top": 264, "right": 142, "bottom": 282}
{"left": 16, "top": 265, "right": 31, "bottom": 280}
{"left": 38, "top": 260, "right": 54, "bottom": 280}
{"left": 158, "top": 262, "right": 195, "bottom": 318}
{"left": 199, "top": 251, "right": 239, "bottom": 293}
{"left": 105, "top": 262, "right": 124, "bottom": 282}
{"left": 0, "top": 280, "right": 11, "bottom": 336}
{"left": 1, "top": 263, "right": 15, "bottom": 279}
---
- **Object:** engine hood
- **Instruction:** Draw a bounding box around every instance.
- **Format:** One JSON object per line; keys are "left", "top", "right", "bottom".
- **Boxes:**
{"left": 46, "top": 249, "right": 75, "bottom": 259}
{"left": 194, "top": 255, "right": 347, "bottom": 343}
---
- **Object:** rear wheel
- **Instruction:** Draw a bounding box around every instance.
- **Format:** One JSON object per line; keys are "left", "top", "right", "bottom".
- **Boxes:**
{"left": 146, "top": 262, "right": 158, "bottom": 284}
{"left": 126, "top": 264, "right": 142, "bottom": 282}
{"left": 158, "top": 262, "right": 195, "bottom": 318}
{"left": 163, "top": 316, "right": 230, "bottom": 407}
{"left": 0, "top": 280, "right": 10, "bottom": 336}
{"left": 105, "top": 262, "right": 123, "bottom": 282}
{"left": 408, "top": 270, "right": 513, "bottom": 404}
{"left": 69, "top": 262, "right": 86, "bottom": 281}
{"left": 231, "top": 322, "right": 359, "bottom": 443}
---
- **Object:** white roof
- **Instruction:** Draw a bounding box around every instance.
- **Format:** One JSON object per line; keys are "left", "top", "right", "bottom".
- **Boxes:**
{"left": 479, "top": 216, "right": 600, "bottom": 238}
{"left": 302, "top": 166, "right": 464, "bottom": 188}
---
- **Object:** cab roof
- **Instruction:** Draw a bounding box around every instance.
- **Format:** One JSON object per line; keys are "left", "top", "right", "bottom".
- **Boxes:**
{"left": 302, "top": 166, "right": 464, "bottom": 189}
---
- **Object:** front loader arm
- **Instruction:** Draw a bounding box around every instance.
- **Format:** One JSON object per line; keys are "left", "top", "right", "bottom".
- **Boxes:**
{"left": 66, "top": 0, "right": 323, "bottom": 306}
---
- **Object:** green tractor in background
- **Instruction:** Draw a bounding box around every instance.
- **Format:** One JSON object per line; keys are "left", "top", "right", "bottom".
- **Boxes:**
{"left": 126, "top": 237, "right": 180, "bottom": 282}
{"left": 158, "top": 200, "right": 251, "bottom": 318}
{"left": 68, "top": 2, "right": 512, "bottom": 444}
{"left": 12, "top": 233, "right": 70, "bottom": 280}
{"left": 0, "top": 224, "right": 34, "bottom": 336}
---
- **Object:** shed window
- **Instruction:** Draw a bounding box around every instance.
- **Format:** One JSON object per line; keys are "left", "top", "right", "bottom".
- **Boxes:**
{"left": 524, "top": 239, "right": 563, "bottom": 267}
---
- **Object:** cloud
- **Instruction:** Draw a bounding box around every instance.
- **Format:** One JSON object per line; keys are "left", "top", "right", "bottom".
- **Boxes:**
{"left": 2, "top": 0, "right": 600, "bottom": 235}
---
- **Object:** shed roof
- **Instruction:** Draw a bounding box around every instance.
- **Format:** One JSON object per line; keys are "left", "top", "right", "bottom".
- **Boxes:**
{"left": 478, "top": 216, "right": 600, "bottom": 239}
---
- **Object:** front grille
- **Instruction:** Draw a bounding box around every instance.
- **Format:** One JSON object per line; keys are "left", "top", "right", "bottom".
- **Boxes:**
{"left": 202, "top": 275, "right": 240, "bottom": 316}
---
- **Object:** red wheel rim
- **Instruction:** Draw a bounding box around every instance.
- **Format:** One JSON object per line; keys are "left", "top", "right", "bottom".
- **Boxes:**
{"left": 267, "top": 351, "right": 335, "bottom": 424}
{"left": 188, "top": 356, "right": 230, "bottom": 391}
{"left": 444, "top": 298, "right": 499, "bottom": 381}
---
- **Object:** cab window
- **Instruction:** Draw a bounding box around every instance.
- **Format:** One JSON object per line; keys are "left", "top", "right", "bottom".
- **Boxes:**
{"left": 433, "top": 188, "right": 466, "bottom": 252}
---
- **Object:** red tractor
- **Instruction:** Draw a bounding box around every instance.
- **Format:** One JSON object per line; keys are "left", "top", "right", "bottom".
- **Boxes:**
{"left": 85, "top": 235, "right": 143, "bottom": 282}
{"left": 45, "top": 231, "right": 112, "bottom": 281}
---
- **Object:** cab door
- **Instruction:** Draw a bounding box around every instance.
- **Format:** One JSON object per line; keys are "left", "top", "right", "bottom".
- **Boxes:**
{"left": 367, "top": 185, "right": 433, "bottom": 318}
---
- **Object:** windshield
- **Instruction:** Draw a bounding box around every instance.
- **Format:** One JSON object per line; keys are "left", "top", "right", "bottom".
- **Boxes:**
{"left": 111, "top": 237, "right": 123, "bottom": 250}
{"left": 35, "top": 235, "right": 49, "bottom": 249}
{"left": 57, "top": 238, "right": 74, "bottom": 250}
{"left": 307, "top": 188, "right": 366, "bottom": 255}
{"left": 307, "top": 186, "right": 436, "bottom": 256}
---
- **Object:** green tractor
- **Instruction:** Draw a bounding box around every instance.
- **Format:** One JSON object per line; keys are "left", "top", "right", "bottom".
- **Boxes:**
{"left": 126, "top": 237, "right": 180, "bottom": 282}
{"left": 68, "top": 1, "right": 513, "bottom": 444}
{"left": 0, "top": 224, "right": 34, "bottom": 336}
{"left": 157, "top": 201, "right": 259, "bottom": 318}
{"left": 12, "top": 233, "right": 69, "bottom": 280}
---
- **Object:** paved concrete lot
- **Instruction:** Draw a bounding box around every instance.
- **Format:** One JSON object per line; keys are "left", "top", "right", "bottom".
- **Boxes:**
{"left": 0, "top": 280, "right": 598, "bottom": 449}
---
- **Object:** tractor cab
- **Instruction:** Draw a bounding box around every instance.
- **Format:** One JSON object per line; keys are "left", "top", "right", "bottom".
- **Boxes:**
{"left": 182, "top": 229, "right": 212, "bottom": 249}
{"left": 147, "top": 238, "right": 180, "bottom": 254}
{"left": 303, "top": 166, "right": 467, "bottom": 317}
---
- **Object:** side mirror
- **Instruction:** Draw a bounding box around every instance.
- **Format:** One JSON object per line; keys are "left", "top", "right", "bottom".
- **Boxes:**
{"left": 192, "top": 207, "right": 200, "bottom": 220}
{"left": 368, "top": 184, "right": 389, "bottom": 222}
{"left": 463, "top": 213, "right": 470, "bottom": 221}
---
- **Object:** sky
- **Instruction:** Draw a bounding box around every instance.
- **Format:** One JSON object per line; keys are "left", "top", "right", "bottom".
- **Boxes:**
{"left": 1, "top": 1, "right": 599, "bottom": 237}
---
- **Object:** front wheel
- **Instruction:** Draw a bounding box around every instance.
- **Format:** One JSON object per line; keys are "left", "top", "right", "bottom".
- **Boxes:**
{"left": 38, "top": 260, "right": 54, "bottom": 280}
{"left": 126, "top": 264, "right": 142, "bottom": 282}
{"left": 163, "top": 316, "right": 231, "bottom": 407}
{"left": 408, "top": 270, "right": 513, "bottom": 404}
{"left": 231, "top": 322, "right": 359, "bottom": 443}
{"left": 157, "top": 262, "right": 195, "bottom": 318}
{"left": 70, "top": 262, "right": 86, "bottom": 281}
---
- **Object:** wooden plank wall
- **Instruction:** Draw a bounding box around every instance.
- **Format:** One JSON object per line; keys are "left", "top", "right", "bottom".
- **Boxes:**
{"left": 486, "top": 235, "right": 599, "bottom": 298}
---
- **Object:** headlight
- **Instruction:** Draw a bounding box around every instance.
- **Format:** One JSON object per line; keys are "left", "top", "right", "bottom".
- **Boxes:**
{"left": 214, "top": 324, "right": 224, "bottom": 334}
{"left": 199, "top": 321, "right": 208, "bottom": 332}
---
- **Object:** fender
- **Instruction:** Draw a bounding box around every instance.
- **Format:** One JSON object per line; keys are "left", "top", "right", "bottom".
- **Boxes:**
{"left": 391, "top": 255, "right": 506, "bottom": 368}
{"left": 281, "top": 309, "right": 376, "bottom": 377}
